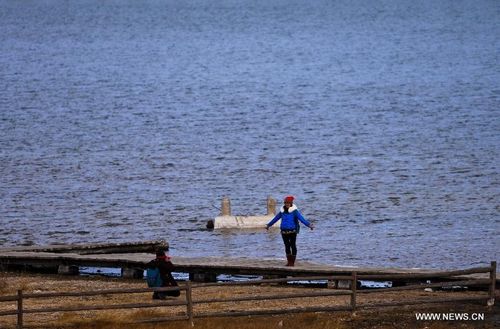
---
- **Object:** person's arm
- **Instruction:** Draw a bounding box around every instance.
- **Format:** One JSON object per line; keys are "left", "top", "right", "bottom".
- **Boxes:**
{"left": 158, "top": 261, "right": 177, "bottom": 286}
{"left": 295, "top": 210, "right": 314, "bottom": 229}
{"left": 266, "top": 212, "right": 282, "bottom": 229}
{"left": 145, "top": 260, "right": 157, "bottom": 269}
{"left": 163, "top": 260, "right": 175, "bottom": 272}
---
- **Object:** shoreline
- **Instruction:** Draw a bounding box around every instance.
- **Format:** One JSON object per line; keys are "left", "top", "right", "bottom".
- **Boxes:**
{"left": 0, "top": 271, "right": 498, "bottom": 328}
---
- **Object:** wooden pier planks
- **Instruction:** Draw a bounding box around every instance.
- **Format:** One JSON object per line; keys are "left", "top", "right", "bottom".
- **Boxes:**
{"left": 0, "top": 250, "right": 468, "bottom": 278}
{"left": 0, "top": 242, "right": 494, "bottom": 283}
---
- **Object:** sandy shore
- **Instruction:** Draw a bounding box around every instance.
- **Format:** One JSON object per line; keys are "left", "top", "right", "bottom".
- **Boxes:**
{"left": 0, "top": 271, "right": 498, "bottom": 328}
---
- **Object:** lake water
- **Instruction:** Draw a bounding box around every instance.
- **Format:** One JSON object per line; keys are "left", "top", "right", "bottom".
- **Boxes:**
{"left": 1, "top": 0, "right": 498, "bottom": 270}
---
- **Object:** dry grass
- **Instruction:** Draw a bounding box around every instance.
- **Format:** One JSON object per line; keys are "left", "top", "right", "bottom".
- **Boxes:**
{"left": 0, "top": 271, "right": 497, "bottom": 329}
{"left": 0, "top": 279, "right": 8, "bottom": 294}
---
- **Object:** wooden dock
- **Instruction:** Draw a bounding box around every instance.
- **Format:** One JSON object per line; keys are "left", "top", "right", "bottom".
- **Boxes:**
{"left": 0, "top": 250, "right": 436, "bottom": 276}
{"left": 1, "top": 242, "right": 496, "bottom": 328}
{"left": 0, "top": 250, "right": 470, "bottom": 284}
{"left": 0, "top": 242, "right": 494, "bottom": 285}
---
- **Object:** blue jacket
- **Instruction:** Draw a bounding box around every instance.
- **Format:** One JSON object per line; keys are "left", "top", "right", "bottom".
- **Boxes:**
{"left": 267, "top": 205, "right": 312, "bottom": 232}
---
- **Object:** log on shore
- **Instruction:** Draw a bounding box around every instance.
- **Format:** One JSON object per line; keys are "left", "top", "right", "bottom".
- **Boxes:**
{"left": 0, "top": 240, "right": 168, "bottom": 255}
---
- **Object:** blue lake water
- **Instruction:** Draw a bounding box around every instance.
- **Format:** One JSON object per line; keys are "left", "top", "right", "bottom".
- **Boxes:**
{"left": 0, "top": 0, "right": 499, "bottom": 270}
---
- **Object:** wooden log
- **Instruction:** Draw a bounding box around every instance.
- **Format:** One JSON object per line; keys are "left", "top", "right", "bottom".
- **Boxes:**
{"left": 0, "top": 309, "right": 18, "bottom": 316}
{"left": 195, "top": 305, "right": 352, "bottom": 319}
{"left": 194, "top": 289, "right": 352, "bottom": 304}
{"left": 358, "top": 266, "right": 492, "bottom": 280}
{"left": 186, "top": 281, "right": 194, "bottom": 326}
{"left": 22, "top": 286, "right": 186, "bottom": 299}
{"left": 351, "top": 272, "right": 357, "bottom": 311}
{"left": 0, "top": 295, "right": 19, "bottom": 302}
{"left": 0, "top": 240, "right": 168, "bottom": 255}
{"left": 488, "top": 261, "right": 496, "bottom": 306}
{"left": 17, "top": 290, "right": 23, "bottom": 329}
{"left": 23, "top": 300, "right": 187, "bottom": 314}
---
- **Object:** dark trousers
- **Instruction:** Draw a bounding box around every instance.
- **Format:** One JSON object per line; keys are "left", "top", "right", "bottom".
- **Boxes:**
{"left": 281, "top": 232, "right": 297, "bottom": 256}
{"left": 153, "top": 286, "right": 180, "bottom": 299}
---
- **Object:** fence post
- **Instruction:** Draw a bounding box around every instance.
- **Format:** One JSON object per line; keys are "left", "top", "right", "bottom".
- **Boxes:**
{"left": 351, "top": 272, "right": 357, "bottom": 311}
{"left": 186, "top": 281, "right": 194, "bottom": 326}
{"left": 488, "top": 261, "right": 496, "bottom": 306}
{"left": 17, "top": 290, "right": 23, "bottom": 329}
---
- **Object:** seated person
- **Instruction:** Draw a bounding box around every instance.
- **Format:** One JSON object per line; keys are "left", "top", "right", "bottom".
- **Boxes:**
{"left": 146, "top": 250, "right": 180, "bottom": 299}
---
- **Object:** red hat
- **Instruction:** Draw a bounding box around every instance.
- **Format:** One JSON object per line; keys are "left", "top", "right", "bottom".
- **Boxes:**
{"left": 284, "top": 195, "right": 294, "bottom": 203}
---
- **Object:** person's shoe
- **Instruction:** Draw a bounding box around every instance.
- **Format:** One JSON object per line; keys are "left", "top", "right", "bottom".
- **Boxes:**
{"left": 153, "top": 293, "right": 166, "bottom": 300}
{"left": 285, "top": 255, "right": 292, "bottom": 266}
{"left": 288, "top": 255, "right": 296, "bottom": 267}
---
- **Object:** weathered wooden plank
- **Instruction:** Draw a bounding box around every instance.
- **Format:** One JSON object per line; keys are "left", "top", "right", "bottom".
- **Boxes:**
{"left": 186, "top": 281, "right": 194, "bottom": 325}
{"left": 358, "top": 266, "right": 492, "bottom": 280}
{"left": 0, "top": 295, "right": 18, "bottom": 302}
{"left": 351, "top": 272, "right": 357, "bottom": 310}
{"left": 0, "top": 240, "right": 168, "bottom": 255}
{"left": 195, "top": 289, "right": 353, "bottom": 304}
{"left": 195, "top": 305, "right": 352, "bottom": 319}
{"left": 17, "top": 290, "right": 23, "bottom": 328}
{"left": 0, "top": 309, "right": 18, "bottom": 316}
{"left": 24, "top": 300, "right": 187, "bottom": 314}
{"left": 488, "top": 261, "right": 496, "bottom": 306}
{"left": 21, "top": 286, "right": 185, "bottom": 299}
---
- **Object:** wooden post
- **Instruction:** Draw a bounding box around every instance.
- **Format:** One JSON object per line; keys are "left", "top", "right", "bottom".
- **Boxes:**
{"left": 267, "top": 196, "right": 276, "bottom": 215}
{"left": 186, "top": 281, "right": 194, "bottom": 326}
{"left": 350, "top": 272, "right": 357, "bottom": 312}
{"left": 488, "top": 261, "right": 496, "bottom": 306}
{"left": 17, "top": 290, "right": 23, "bottom": 329}
{"left": 221, "top": 197, "right": 231, "bottom": 216}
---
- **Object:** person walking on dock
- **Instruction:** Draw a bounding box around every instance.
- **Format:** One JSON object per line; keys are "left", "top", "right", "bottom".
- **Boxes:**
{"left": 146, "top": 250, "right": 180, "bottom": 299}
{"left": 266, "top": 195, "right": 314, "bottom": 266}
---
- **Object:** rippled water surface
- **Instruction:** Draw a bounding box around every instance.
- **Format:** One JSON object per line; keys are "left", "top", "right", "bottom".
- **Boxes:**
{"left": 1, "top": 0, "right": 499, "bottom": 270}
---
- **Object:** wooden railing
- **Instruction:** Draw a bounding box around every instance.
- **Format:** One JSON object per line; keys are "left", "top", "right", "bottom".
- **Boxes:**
{"left": 0, "top": 261, "right": 496, "bottom": 328}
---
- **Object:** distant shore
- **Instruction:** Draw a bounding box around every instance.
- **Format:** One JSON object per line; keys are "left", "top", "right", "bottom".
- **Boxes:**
{"left": 0, "top": 271, "right": 497, "bottom": 328}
